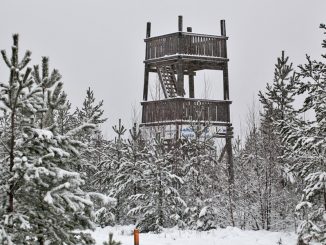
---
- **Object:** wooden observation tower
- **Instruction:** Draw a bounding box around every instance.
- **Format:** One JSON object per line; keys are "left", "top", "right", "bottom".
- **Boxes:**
{"left": 140, "top": 16, "right": 234, "bottom": 181}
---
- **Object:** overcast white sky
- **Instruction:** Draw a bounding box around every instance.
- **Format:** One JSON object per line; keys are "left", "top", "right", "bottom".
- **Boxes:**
{"left": 0, "top": 0, "right": 325, "bottom": 138}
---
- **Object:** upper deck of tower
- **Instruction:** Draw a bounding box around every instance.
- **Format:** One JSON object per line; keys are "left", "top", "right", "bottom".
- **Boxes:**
{"left": 144, "top": 16, "right": 228, "bottom": 70}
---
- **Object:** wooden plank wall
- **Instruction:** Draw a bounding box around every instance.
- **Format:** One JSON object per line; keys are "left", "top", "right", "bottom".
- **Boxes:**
{"left": 141, "top": 98, "right": 230, "bottom": 124}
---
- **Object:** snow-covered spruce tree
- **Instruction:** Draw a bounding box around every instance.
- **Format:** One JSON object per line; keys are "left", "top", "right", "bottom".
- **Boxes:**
{"left": 0, "top": 34, "right": 105, "bottom": 244}
{"left": 279, "top": 24, "right": 326, "bottom": 244}
{"left": 128, "top": 135, "right": 185, "bottom": 232}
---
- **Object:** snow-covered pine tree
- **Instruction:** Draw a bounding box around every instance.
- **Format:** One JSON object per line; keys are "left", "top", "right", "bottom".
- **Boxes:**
{"left": 75, "top": 87, "right": 107, "bottom": 190}
{"left": 258, "top": 51, "right": 295, "bottom": 124}
{"left": 0, "top": 85, "right": 11, "bottom": 245}
{"left": 256, "top": 51, "right": 298, "bottom": 230}
{"left": 76, "top": 87, "right": 106, "bottom": 126}
{"left": 0, "top": 34, "right": 106, "bottom": 244}
{"left": 109, "top": 119, "right": 128, "bottom": 224}
{"left": 179, "top": 123, "right": 220, "bottom": 230}
{"left": 0, "top": 33, "right": 41, "bottom": 243}
{"left": 56, "top": 101, "right": 77, "bottom": 135}
{"left": 234, "top": 52, "right": 298, "bottom": 231}
{"left": 91, "top": 136, "right": 116, "bottom": 228}
{"left": 32, "top": 56, "right": 67, "bottom": 128}
{"left": 113, "top": 123, "right": 148, "bottom": 225}
{"left": 279, "top": 24, "right": 326, "bottom": 244}
{"left": 235, "top": 107, "right": 269, "bottom": 230}
{"left": 128, "top": 135, "right": 185, "bottom": 232}
{"left": 92, "top": 119, "right": 127, "bottom": 226}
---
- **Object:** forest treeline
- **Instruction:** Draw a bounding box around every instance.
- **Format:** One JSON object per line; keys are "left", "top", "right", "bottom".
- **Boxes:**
{"left": 1, "top": 24, "right": 326, "bottom": 245}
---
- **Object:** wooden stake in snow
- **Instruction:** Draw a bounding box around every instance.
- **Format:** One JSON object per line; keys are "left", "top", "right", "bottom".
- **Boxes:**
{"left": 134, "top": 229, "right": 139, "bottom": 245}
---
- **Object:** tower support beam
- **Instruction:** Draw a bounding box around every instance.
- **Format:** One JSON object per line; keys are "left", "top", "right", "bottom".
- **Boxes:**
{"left": 189, "top": 72, "right": 195, "bottom": 98}
{"left": 176, "top": 61, "right": 184, "bottom": 97}
{"left": 143, "top": 64, "right": 149, "bottom": 101}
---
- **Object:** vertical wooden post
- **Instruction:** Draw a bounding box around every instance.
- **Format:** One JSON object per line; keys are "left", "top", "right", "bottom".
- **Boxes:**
{"left": 134, "top": 229, "right": 139, "bottom": 245}
{"left": 220, "top": 19, "right": 226, "bottom": 36}
{"left": 221, "top": 20, "right": 229, "bottom": 101}
{"left": 187, "top": 26, "right": 194, "bottom": 98}
{"left": 223, "top": 64, "right": 230, "bottom": 101}
{"left": 220, "top": 19, "right": 228, "bottom": 59}
{"left": 177, "top": 61, "right": 184, "bottom": 97}
{"left": 220, "top": 20, "right": 233, "bottom": 185}
{"left": 146, "top": 22, "right": 151, "bottom": 38}
{"left": 178, "top": 15, "right": 183, "bottom": 32}
{"left": 143, "top": 22, "right": 151, "bottom": 101}
{"left": 143, "top": 65, "right": 149, "bottom": 101}
{"left": 226, "top": 126, "right": 234, "bottom": 183}
{"left": 189, "top": 71, "right": 194, "bottom": 98}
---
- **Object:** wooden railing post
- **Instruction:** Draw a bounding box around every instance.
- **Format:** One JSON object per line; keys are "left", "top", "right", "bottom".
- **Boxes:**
{"left": 220, "top": 19, "right": 226, "bottom": 36}
{"left": 178, "top": 15, "right": 183, "bottom": 32}
{"left": 146, "top": 22, "right": 151, "bottom": 38}
{"left": 134, "top": 229, "right": 139, "bottom": 245}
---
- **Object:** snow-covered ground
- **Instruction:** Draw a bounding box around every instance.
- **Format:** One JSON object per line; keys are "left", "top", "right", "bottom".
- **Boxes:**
{"left": 90, "top": 225, "right": 297, "bottom": 245}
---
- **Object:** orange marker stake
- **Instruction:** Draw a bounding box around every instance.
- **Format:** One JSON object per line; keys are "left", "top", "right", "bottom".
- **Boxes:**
{"left": 134, "top": 229, "right": 139, "bottom": 245}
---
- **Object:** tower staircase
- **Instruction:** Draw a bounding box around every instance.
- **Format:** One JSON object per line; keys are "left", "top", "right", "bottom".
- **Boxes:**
{"left": 157, "top": 65, "right": 178, "bottom": 98}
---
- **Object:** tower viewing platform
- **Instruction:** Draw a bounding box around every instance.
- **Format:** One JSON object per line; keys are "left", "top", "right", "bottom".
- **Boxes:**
{"left": 141, "top": 98, "right": 231, "bottom": 126}
{"left": 145, "top": 32, "right": 228, "bottom": 63}
{"left": 141, "top": 16, "right": 232, "bottom": 129}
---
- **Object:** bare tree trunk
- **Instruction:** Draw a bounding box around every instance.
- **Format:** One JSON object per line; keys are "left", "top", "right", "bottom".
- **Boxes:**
{"left": 38, "top": 236, "right": 45, "bottom": 245}
{"left": 297, "top": 236, "right": 308, "bottom": 245}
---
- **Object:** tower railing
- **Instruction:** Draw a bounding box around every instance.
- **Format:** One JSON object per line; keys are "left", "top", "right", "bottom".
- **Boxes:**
{"left": 145, "top": 32, "right": 227, "bottom": 60}
{"left": 141, "top": 97, "right": 231, "bottom": 125}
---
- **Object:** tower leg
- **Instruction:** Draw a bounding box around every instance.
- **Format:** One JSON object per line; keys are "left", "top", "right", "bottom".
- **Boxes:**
{"left": 226, "top": 126, "right": 234, "bottom": 184}
{"left": 226, "top": 125, "right": 235, "bottom": 226}
{"left": 143, "top": 65, "right": 149, "bottom": 101}
{"left": 223, "top": 63, "right": 230, "bottom": 101}
{"left": 177, "top": 61, "right": 184, "bottom": 97}
{"left": 189, "top": 71, "right": 194, "bottom": 98}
